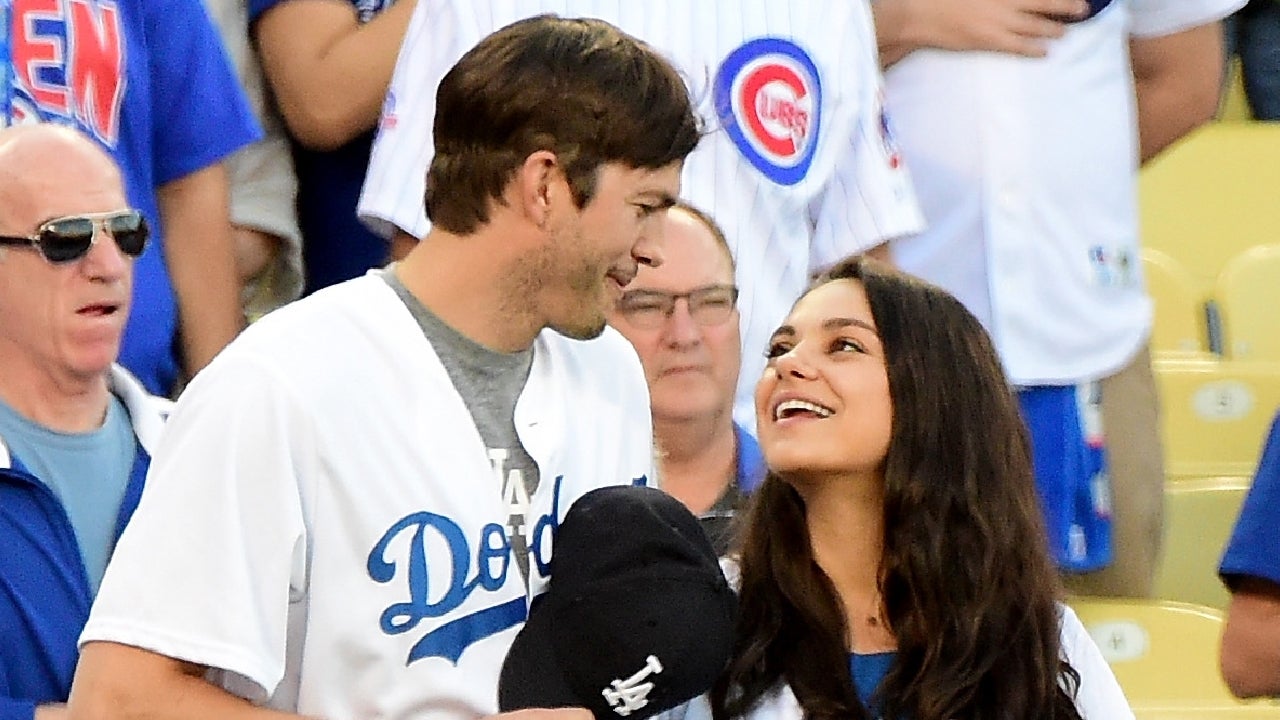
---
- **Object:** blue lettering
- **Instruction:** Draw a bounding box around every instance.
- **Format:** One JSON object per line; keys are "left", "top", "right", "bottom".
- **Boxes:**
{"left": 476, "top": 523, "right": 510, "bottom": 592}
{"left": 407, "top": 597, "right": 526, "bottom": 665}
{"left": 368, "top": 512, "right": 474, "bottom": 635}
{"left": 367, "top": 476, "right": 575, "bottom": 666}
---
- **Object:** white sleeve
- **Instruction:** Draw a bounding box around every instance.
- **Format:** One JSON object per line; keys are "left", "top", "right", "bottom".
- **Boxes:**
{"left": 807, "top": 0, "right": 923, "bottom": 271}
{"left": 81, "top": 355, "right": 314, "bottom": 703}
{"left": 1127, "top": 0, "right": 1245, "bottom": 38}
{"left": 358, "top": 0, "right": 478, "bottom": 240}
{"left": 1059, "top": 605, "right": 1136, "bottom": 719}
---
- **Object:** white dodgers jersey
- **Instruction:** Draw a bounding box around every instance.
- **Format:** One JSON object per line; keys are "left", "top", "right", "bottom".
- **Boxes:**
{"left": 81, "top": 276, "right": 656, "bottom": 719}
{"left": 359, "top": 0, "right": 925, "bottom": 431}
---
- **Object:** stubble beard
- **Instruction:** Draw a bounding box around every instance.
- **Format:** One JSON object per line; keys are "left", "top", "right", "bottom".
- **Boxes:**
{"left": 517, "top": 229, "right": 609, "bottom": 342}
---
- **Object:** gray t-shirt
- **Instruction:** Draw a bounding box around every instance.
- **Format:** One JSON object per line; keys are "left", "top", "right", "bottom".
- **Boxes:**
{"left": 383, "top": 269, "right": 541, "bottom": 583}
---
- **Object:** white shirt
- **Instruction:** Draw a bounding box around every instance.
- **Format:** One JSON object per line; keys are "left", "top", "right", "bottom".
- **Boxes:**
{"left": 81, "top": 275, "right": 656, "bottom": 719}
{"left": 884, "top": 0, "right": 1243, "bottom": 385}
{"left": 667, "top": 604, "right": 1133, "bottom": 720}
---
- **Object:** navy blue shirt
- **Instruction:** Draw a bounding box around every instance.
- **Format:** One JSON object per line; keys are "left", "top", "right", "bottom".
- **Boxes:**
{"left": 1220, "top": 411, "right": 1280, "bottom": 588}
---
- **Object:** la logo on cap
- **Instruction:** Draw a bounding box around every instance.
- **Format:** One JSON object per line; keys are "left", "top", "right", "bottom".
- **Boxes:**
{"left": 497, "top": 485, "right": 737, "bottom": 720}
{"left": 603, "top": 655, "right": 664, "bottom": 716}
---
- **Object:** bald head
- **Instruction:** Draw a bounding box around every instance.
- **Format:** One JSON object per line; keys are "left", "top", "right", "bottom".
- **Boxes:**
{"left": 0, "top": 125, "right": 125, "bottom": 228}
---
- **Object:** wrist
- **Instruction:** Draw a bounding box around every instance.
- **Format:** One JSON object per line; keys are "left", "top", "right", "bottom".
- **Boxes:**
{"left": 872, "top": 0, "right": 927, "bottom": 67}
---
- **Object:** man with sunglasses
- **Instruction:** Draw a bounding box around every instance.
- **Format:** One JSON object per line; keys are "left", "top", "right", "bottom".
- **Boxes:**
{"left": 608, "top": 202, "right": 764, "bottom": 556}
{"left": 0, "top": 125, "right": 172, "bottom": 720}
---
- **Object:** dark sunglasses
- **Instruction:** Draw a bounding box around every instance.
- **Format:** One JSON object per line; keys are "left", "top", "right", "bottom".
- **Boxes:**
{"left": 0, "top": 209, "right": 149, "bottom": 264}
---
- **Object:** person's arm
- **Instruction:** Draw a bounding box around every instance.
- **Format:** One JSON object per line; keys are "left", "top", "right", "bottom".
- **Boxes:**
{"left": 1221, "top": 576, "right": 1280, "bottom": 698}
{"left": 1130, "top": 21, "right": 1225, "bottom": 165}
{"left": 68, "top": 642, "right": 313, "bottom": 720}
{"left": 871, "top": 0, "right": 1088, "bottom": 67}
{"left": 157, "top": 163, "right": 246, "bottom": 380}
{"left": 69, "top": 642, "right": 592, "bottom": 720}
{"left": 253, "top": 0, "right": 417, "bottom": 151}
{"left": 225, "top": 135, "right": 305, "bottom": 317}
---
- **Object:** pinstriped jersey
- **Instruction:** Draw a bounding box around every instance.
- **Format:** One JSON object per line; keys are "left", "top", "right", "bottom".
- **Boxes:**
{"left": 358, "top": 0, "right": 925, "bottom": 431}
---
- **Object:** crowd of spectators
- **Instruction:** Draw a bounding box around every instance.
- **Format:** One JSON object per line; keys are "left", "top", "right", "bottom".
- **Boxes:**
{"left": 1, "top": 1, "right": 1274, "bottom": 718}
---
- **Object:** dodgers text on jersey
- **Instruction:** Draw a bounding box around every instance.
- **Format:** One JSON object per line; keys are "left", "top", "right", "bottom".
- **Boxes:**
{"left": 366, "top": 475, "right": 566, "bottom": 666}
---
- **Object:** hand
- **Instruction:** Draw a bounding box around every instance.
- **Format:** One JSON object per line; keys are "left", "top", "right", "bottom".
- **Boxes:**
{"left": 481, "top": 709, "right": 593, "bottom": 720}
{"left": 232, "top": 225, "right": 283, "bottom": 285}
{"left": 907, "top": 0, "right": 1090, "bottom": 57}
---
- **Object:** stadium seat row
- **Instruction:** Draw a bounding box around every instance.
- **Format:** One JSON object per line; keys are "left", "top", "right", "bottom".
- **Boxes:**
{"left": 1070, "top": 596, "right": 1280, "bottom": 718}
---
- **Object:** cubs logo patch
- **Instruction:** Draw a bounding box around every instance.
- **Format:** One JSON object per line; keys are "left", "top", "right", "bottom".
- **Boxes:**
{"left": 714, "top": 38, "right": 821, "bottom": 186}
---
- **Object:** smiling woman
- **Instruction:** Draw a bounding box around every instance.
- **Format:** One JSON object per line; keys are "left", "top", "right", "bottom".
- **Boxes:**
{"left": 704, "top": 256, "right": 1133, "bottom": 720}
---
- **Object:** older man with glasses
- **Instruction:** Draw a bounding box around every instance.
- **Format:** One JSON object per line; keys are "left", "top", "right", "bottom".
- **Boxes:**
{"left": 0, "top": 125, "right": 171, "bottom": 720}
{"left": 609, "top": 202, "right": 764, "bottom": 555}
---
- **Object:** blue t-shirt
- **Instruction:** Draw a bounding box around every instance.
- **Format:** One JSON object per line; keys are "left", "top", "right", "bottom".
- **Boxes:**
{"left": 0, "top": 395, "right": 136, "bottom": 595}
{"left": 849, "top": 651, "right": 895, "bottom": 717}
{"left": 735, "top": 421, "right": 765, "bottom": 493}
{"left": 248, "top": 0, "right": 398, "bottom": 295}
{"left": 6, "top": 0, "right": 262, "bottom": 395}
{"left": 1220, "top": 411, "right": 1280, "bottom": 588}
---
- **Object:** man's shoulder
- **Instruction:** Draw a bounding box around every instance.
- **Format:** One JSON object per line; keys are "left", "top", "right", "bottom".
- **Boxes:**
{"left": 241, "top": 274, "right": 404, "bottom": 348}
{"left": 533, "top": 325, "right": 646, "bottom": 386}
{"left": 186, "top": 275, "right": 415, "bottom": 397}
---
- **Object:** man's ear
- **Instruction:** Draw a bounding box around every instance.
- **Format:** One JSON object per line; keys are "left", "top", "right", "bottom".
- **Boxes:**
{"left": 513, "top": 150, "right": 564, "bottom": 230}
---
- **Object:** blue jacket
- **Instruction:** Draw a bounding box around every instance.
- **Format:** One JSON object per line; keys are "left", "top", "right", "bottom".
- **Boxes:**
{"left": 0, "top": 367, "right": 170, "bottom": 720}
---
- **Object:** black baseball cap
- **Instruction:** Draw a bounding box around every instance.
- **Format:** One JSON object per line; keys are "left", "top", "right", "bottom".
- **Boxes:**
{"left": 498, "top": 485, "right": 737, "bottom": 719}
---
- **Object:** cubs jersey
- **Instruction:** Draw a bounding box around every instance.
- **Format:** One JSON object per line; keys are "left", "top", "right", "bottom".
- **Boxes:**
{"left": 357, "top": 0, "right": 925, "bottom": 430}
{"left": 80, "top": 275, "right": 657, "bottom": 718}
{"left": 3, "top": 0, "right": 261, "bottom": 395}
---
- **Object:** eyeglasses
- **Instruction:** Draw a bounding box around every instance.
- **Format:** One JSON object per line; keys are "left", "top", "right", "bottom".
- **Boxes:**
{"left": 615, "top": 284, "right": 739, "bottom": 329}
{"left": 0, "top": 209, "right": 149, "bottom": 264}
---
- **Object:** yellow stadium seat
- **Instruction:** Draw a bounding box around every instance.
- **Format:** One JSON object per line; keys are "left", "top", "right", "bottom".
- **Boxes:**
{"left": 1218, "top": 58, "right": 1253, "bottom": 123}
{"left": 1138, "top": 706, "right": 1280, "bottom": 720}
{"left": 1142, "top": 248, "right": 1211, "bottom": 357}
{"left": 1154, "top": 477, "right": 1250, "bottom": 610}
{"left": 1068, "top": 597, "right": 1259, "bottom": 713}
{"left": 1155, "top": 356, "right": 1280, "bottom": 478}
{"left": 1140, "top": 124, "right": 1280, "bottom": 290}
{"left": 1216, "top": 244, "right": 1280, "bottom": 362}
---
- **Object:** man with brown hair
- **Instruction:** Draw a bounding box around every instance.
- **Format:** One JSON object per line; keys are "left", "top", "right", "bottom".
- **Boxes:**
{"left": 67, "top": 15, "right": 699, "bottom": 720}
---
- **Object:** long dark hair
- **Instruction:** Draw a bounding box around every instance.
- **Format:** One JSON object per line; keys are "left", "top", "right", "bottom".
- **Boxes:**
{"left": 711, "top": 256, "right": 1084, "bottom": 719}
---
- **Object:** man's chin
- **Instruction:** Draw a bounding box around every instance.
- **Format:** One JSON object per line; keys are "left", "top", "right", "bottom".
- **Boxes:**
{"left": 550, "top": 316, "right": 607, "bottom": 342}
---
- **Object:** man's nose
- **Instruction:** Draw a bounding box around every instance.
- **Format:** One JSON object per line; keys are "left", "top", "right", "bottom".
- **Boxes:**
{"left": 81, "top": 228, "right": 131, "bottom": 280}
